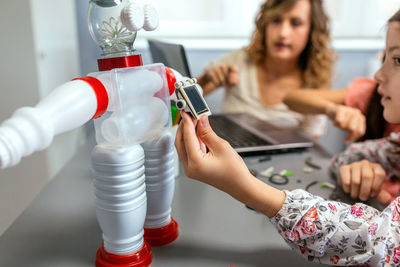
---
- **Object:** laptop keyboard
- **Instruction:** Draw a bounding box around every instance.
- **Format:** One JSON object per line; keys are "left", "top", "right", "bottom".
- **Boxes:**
{"left": 209, "top": 115, "right": 272, "bottom": 148}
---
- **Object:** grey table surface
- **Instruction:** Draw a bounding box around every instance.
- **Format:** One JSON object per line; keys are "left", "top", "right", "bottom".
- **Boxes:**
{"left": 0, "top": 139, "right": 373, "bottom": 267}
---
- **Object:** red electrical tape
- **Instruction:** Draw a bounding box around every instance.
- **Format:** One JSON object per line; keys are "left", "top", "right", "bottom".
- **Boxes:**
{"left": 73, "top": 77, "right": 109, "bottom": 119}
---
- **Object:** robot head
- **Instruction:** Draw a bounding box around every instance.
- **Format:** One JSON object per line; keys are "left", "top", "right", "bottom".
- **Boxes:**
{"left": 88, "top": 0, "right": 159, "bottom": 58}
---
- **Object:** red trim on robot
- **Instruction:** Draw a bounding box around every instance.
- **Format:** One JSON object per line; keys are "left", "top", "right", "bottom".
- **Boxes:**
{"left": 98, "top": 54, "right": 143, "bottom": 71}
{"left": 73, "top": 77, "right": 109, "bottom": 119}
{"left": 164, "top": 67, "right": 177, "bottom": 96}
{"left": 144, "top": 217, "right": 179, "bottom": 246}
{"left": 96, "top": 241, "right": 152, "bottom": 267}
{"left": 153, "top": 66, "right": 177, "bottom": 99}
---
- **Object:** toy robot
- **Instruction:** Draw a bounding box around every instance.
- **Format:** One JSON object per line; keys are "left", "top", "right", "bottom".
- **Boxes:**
{"left": 0, "top": 0, "right": 210, "bottom": 266}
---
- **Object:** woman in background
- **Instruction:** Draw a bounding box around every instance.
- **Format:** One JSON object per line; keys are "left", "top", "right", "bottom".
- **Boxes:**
{"left": 197, "top": 0, "right": 365, "bottom": 140}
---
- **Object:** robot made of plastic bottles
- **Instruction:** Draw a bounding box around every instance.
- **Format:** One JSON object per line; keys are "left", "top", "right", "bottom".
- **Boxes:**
{"left": 0, "top": 1, "right": 210, "bottom": 266}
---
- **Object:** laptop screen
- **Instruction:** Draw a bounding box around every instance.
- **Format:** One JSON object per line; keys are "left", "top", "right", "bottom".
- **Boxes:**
{"left": 148, "top": 39, "right": 192, "bottom": 77}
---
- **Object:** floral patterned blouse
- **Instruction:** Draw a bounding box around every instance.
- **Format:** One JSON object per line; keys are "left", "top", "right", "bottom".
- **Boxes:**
{"left": 270, "top": 133, "right": 400, "bottom": 266}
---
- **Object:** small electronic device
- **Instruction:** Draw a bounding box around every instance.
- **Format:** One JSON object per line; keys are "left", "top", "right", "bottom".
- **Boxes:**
{"left": 174, "top": 78, "right": 211, "bottom": 120}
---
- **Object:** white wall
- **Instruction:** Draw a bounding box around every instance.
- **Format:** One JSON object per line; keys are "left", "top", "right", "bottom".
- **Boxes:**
{"left": 140, "top": 0, "right": 400, "bottom": 40}
{"left": 0, "top": 0, "right": 49, "bottom": 237}
{"left": 0, "top": 0, "right": 82, "bottom": 235}
{"left": 30, "top": 0, "right": 84, "bottom": 177}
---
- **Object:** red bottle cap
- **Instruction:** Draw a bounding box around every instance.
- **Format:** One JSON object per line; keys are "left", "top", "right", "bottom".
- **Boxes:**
{"left": 144, "top": 217, "right": 179, "bottom": 246}
{"left": 73, "top": 76, "right": 109, "bottom": 119}
{"left": 96, "top": 241, "right": 152, "bottom": 267}
{"left": 97, "top": 54, "right": 143, "bottom": 71}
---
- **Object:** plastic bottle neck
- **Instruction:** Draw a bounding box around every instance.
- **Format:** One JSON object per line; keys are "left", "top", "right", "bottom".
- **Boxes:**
{"left": 97, "top": 54, "right": 143, "bottom": 71}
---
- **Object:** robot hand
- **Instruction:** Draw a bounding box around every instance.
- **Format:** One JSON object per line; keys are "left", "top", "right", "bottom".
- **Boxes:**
{"left": 174, "top": 78, "right": 211, "bottom": 120}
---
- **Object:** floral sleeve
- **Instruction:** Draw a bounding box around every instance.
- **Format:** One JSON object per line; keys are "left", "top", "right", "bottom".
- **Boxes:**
{"left": 270, "top": 189, "right": 400, "bottom": 266}
{"left": 330, "top": 132, "right": 400, "bottom": 179}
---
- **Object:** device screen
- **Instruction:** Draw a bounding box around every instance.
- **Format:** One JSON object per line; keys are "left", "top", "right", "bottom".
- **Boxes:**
{"left": 183, "top": 85, "right": 209, "bottom": 114}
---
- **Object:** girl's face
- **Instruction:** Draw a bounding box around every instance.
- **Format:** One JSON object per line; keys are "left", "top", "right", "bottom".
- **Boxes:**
{"left": 375, "top": 22, "right": 400, "bottom": 124}
{"left": 265, "top": 0, "right": 311, "bottom": 62}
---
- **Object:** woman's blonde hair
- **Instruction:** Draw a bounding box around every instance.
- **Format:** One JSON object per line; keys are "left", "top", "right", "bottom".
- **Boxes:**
{"left": 246, "top": 0, "right": 335, "bottom": 88}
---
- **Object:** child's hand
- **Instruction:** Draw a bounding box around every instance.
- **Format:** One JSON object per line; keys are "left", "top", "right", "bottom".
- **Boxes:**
{"left": 338, "top": 160, "right": 392, "bottom": 203}
{"left": 175, "top": 112, "right": 286, "bottom": 217}
{"left": 174, "top": 112, "right": 252, "bottom": 195}
{"left": 326, "top": 104, "right": 366, "bottom": 142}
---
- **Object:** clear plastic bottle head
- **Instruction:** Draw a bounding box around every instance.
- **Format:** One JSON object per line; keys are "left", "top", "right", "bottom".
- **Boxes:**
{"left": 88, "top": 0, "right": 137, "bottom": 58}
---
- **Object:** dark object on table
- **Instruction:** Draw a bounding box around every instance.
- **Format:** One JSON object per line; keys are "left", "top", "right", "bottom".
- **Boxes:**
{"left": 268, "top": 174, "right": 289, "bottom": 185}
{"left": 305, "top": 180, "right": 318, "bottom": 192}
{"left": 305, "top": 156, "right": 321, "bottom": 169}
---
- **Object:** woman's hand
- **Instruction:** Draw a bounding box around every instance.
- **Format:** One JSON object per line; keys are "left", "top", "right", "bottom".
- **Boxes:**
{"left": 197, "top": 64, "right": 239, "bottom": 95}
{"left": 326, "top": 104, "right": 366, "bottom": 142}
{"left": 338, "top": 160, "right": 393, "bottom": 203}
{"left": 174, "top": 112, "right": 286, "bottom": 217}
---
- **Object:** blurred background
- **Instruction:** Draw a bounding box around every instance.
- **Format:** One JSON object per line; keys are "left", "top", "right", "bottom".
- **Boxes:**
{"left": 0, "top": 0, "right": 398, "bottom": 235}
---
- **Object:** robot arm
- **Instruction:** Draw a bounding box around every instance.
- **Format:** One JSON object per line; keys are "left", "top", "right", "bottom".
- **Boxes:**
{"left": 0, "top": 77, "right": 108, "bottom": 169}
{"left": 165, "top": 67, "right": 211, "bottom": 120}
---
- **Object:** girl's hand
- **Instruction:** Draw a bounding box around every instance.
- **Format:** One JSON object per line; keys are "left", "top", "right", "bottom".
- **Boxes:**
{"left": 175, "top": 112, "right": 252, "bottom": 194}
{"left": 326, "top": 104, "right": 366, "bottom": 142}
{"left": 174, "top": 112, "right": 286, "bottom": 217}
{"left": 338, "top": 160, "right": 393, "bottom": 203}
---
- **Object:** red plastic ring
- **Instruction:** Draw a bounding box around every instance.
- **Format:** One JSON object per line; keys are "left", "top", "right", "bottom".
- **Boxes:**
{"left": 96, "top": 241, "right": 152, "bottom": 267}
{"left": 73, "top": 77, "right": 109, "bottom": 119}
{"left": 144, "top": 217, "right": 179, "bottom": 246}
{"left": 97, "top": 54, "right": 143, "bottom": 71}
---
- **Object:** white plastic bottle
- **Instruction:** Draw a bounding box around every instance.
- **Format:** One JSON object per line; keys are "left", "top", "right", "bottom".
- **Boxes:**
{"left": 91, "top": 143, "right": 148, "bottom": 255}
{"left": 142, "top": 131, "right": 179, "bottom": 246}
{"left": 0, "top": 77, "right": 108, "bottom": 169}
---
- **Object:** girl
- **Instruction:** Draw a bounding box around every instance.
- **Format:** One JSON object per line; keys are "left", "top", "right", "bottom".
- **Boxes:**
{"left": 175, "top": 9, "right": 400, "bottom": 266}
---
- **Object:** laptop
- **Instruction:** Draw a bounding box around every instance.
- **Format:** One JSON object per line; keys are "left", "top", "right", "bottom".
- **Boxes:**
{"left": 208, "top": 113, "right": 313, "bottom": 155}
{"left": 147, "top": 39, "right": 314, "bottom": 155}
{"left": 148, "top": 39, "right": 192, "bottom": 77}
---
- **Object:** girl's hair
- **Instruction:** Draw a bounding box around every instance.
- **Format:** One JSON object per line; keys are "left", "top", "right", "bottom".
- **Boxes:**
{"left": 246, "top": 0, "right": 335, "bottom": 88}
{"left": 359, "top": 86, "right": 385, "bottom": 141}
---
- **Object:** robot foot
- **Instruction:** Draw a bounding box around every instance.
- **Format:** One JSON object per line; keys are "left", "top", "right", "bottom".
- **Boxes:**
{"left": 96, "top": 241, "right": 152, "bottom": 267}
{"left": 144, "top": 217, "right": 179, "bottom": 246}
